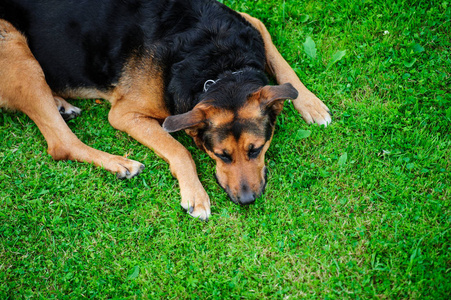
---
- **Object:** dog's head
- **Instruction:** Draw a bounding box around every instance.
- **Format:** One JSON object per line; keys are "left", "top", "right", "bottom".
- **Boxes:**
{"left": 163, "top": 75, "right": 298, "bottom": 205}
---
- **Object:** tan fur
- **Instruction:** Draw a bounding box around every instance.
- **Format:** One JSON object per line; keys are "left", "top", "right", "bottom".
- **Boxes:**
{"left": 209, "top": 132, "right": 269, "bottom": 201}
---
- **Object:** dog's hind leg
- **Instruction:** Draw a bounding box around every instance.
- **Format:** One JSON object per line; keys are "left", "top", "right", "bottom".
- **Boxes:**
{"left": 53, "top": 96, "right": 81, "bottom": 121}
{"left": 0, "top": 20, "right": 144, "bottom": 178}
{"left": 239, "top": 13, "right": 332, "bottom": 126}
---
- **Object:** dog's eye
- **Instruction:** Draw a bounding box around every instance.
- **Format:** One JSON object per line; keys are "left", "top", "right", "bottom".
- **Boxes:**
{"left": 248, "top": 145, "right": 264, "bottom": 159}
{"left": 215, "top": 152, "right": 232, "bottom": 164}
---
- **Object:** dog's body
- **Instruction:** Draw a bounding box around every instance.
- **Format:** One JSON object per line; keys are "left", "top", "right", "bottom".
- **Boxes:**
{"left": 0, "top": 0, "right": 331, "bottom": 220}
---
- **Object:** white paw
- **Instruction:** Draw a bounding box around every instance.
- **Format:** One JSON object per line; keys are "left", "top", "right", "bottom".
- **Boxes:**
{"left": 54, "top": 96, "right": 82, "bottom": 121}
{"left": 293, "top": 95, "right": 332, "bottom": 127}
{"left": 111, "top": 157, "right": 145, "bottom": 179}
{"left": 180, "top": 183, "right": 211, "bottom": 221}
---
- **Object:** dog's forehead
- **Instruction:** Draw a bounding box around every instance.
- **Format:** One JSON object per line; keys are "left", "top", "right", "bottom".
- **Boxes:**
{"left": 208, "top": 109, "right": 235, "bottom": 126}
{"left": 237, "top": 98, "right": 263, "bottom": 119}
{"left": 209, "top": 109, "right": 268, "bottom": 146}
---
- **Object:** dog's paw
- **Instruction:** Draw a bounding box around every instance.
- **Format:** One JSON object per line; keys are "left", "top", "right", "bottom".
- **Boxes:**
{"left": 180, "top": 184, "right": 211, "bottom": 221}
{"left": 59, "top": 105, "right": 82, "bottom": 121}
{"left": 293, "top": 95, "right": 332, "bottom": 127}
{"left": 54, "top": 96, "right": 82, "bottom": 121}
{"left": 109, "top": 156, "right": 145, "bottom": 179}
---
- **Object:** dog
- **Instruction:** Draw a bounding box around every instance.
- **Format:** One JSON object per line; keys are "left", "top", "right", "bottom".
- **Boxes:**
{"left": 0, "top": 0, "right": 331, "bottom": 220}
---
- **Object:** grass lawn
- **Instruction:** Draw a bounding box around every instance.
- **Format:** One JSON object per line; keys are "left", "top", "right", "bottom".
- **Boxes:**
{"left": 1, "top": 0, "right": 450, "bottom": 298}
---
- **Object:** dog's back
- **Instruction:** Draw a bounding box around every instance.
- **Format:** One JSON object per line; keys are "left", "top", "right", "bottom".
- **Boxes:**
{"left": 1, "top": 0, "right": 168, "bottom": 92}
{"left": 1, "top": 0, "right": 266, "bottom": 114}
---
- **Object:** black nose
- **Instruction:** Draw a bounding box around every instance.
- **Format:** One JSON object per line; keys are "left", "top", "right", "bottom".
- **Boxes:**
{"left": 238, "top": 191, "right": 256, "bottom": 205}
{"left": 238, "top": 184, "right": 256, "bottom": 205}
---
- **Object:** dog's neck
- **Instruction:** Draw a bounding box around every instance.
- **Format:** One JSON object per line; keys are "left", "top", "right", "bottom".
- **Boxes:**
{"left": 196, "top": 68, "right": 269, "bottom": 111}
{"left": 201, "top": 67, "right": 268, "bottom": 94}
{"left": 203, "top": 70, "right": 245, "bottom": 92}
{"left": 167, "top": 66, "right": 268, "bottom": 115}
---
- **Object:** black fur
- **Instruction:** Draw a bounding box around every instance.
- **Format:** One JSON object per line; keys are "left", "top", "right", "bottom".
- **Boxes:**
{"left": 199, "top": 68, "right": 268, "bottom": 111}
{"left": 0, "top": 0, "right": 268, "bottom": 115}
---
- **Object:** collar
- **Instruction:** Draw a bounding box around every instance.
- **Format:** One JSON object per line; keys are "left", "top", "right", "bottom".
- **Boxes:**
{"left": 203, "top": 70, "right": 244, "bottom": 92}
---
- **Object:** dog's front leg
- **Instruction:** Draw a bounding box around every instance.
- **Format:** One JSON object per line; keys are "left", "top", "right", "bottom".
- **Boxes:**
{"left": 239, "top": 12, "right": 332, "bottom": 126}
{"left": 108, "top": 106, "right": 211, "bottom": 221}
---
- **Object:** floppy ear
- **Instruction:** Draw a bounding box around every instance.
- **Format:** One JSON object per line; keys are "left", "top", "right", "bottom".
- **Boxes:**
{"left": 162, "top": 107, "right": 207, "bottom": 133}
{"left": 259, "top": 83, "right": 299, "bottom": 115}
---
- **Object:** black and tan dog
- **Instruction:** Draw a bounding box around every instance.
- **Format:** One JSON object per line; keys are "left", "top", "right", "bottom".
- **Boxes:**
{"left": 0, "top": 0, "right": 331, "bottom": 220}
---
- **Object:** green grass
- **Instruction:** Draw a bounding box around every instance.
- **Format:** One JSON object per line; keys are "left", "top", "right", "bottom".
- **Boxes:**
{"left": 1, "top": 0, "right": 450, "bottom": 298}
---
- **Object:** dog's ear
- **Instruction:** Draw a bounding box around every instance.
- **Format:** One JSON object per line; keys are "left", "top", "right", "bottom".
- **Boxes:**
{"left": 259, "top": 83, "right": 298, "bottom": 116}
{"left": 163, "top": 109, "right": 204, "bottom": 133}
{"left": 163, "top": 104, "right": 211, "bottom": 133}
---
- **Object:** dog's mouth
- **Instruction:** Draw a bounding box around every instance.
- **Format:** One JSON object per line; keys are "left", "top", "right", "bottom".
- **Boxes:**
{"left": 215, "top": 167, "right": 268, "bottom": 206}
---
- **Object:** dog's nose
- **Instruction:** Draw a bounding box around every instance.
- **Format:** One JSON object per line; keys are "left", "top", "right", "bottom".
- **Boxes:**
{"left": 238, "top": 184, "right": 256, "bottom": 205}
{"left": 238, "top": 191, "right": 256, "bottom": 205}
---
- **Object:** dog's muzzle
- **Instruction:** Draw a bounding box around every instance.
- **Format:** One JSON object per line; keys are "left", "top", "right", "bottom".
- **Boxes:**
{"left": 216, "top": 167, "right": 268, "bottom": 206}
